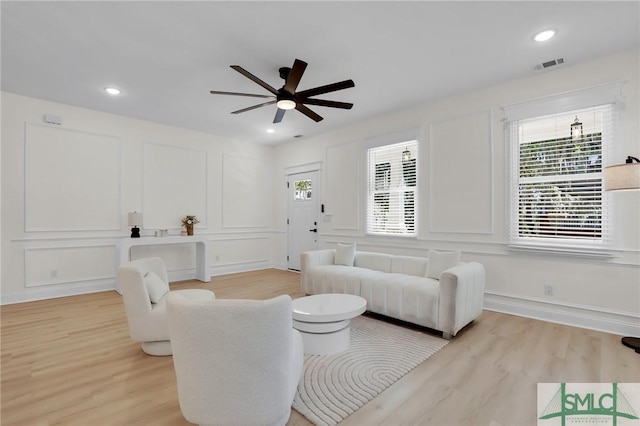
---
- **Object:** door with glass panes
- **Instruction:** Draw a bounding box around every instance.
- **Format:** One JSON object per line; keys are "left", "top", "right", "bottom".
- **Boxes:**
{"left": 287, "top": 171, "right": 319, "bottom": 270}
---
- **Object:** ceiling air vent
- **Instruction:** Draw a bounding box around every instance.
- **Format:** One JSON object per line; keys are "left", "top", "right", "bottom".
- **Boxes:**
{"left": 535, "top": 58, "right": 565, "bottom": 71}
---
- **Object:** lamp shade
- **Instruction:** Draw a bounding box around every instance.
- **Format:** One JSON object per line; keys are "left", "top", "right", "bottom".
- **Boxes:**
{"left": 128, "top": 211, "right": 143, "bottom": 227}
{"left": 604, "top": 163, "right": 640, "bottom": 191}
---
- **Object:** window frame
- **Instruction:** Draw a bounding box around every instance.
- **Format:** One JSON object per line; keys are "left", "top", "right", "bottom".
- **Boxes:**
{"left": 365, "top": 129, "right": 419, "bottom": 237}
{"left": 503, "top": 83, "right": 622, "bottom": 254}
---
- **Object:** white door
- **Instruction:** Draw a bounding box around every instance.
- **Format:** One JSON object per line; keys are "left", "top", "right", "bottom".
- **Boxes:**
{"left": 287, "top": 170, "right": 319, "bottom": 270}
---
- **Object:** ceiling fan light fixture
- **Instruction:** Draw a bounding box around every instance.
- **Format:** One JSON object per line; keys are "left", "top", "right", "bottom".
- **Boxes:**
{"left": 277, "top": 99, "right": 296, "bottom": 110}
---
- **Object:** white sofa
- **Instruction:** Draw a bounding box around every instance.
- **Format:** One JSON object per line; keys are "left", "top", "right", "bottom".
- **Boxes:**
{"left": 301, "top": 248, "right": 485, "bottom": 339}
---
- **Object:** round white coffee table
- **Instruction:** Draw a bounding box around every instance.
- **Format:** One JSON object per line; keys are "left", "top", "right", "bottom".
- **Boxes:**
{"left": 292, "top": 293, "right": 367, "bottom": 355}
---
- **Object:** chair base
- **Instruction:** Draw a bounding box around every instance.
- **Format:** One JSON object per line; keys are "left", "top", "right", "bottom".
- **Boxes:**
{"left": 141, "top": 340, "right": 172, "bottom": 356}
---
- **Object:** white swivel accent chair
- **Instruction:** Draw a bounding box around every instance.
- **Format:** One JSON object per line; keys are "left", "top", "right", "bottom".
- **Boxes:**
{"left": 118, "top": 257, "right": 215, "bottom": 356}
{"left": 166, "top": 293, "right": 304, "bottom": 426}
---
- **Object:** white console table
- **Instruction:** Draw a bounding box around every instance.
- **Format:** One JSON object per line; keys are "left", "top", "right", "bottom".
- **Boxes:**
{"left": 115, "top": 235, "right": 210, "bottom": 294}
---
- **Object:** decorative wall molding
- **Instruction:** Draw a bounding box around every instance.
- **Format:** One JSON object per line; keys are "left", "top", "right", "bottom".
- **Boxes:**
{"left": 24, "top": 244, "right": 115, "bottom": 288}
{"left": 428, "top": 110, "right": 494, "bottom": 234}
{"left": 320, "top": 234, "right": 639, "bottom": 266}
{"left": 211, "top": 236, "right": 270, "bottom": 265}
{"left": 24, "top": 122, "right": 122, "bottom": 232}
{"left": 284, "top": 161, "right": 323, "bottom": 175}
{"left": 222, "top": 153, "right": 271, "bottom": 229}
{"left": 211, "top": 235, "right": 271, "bottom": 242}
{"left": 12, "top": 235, "right": 130, "bottom": 242}
{"left": 142, "top": 142, "right": 208, "bottom": 230}
{"left": 325, "top": 142, "right": 360, "bottom": 230}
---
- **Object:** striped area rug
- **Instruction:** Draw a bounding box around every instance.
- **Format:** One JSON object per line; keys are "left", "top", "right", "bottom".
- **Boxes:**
{"left": 292, "top": 315, "right": 449, "bottom": 426}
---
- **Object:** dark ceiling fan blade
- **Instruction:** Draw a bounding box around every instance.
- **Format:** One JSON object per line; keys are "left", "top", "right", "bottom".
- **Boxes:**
{"left": 210, "top": 90, "right": 275, "bottom": 99}
{"left": 273, "top": 108, "right": 286, "bottom": 123}
{"left": 296, "top": 79, "right": 355, "bottom": 98}
{"left": 230, "top": 65, "right": 279, "bottom": 95}
{"left": 298, "top": 98, "right": 353, "bottom": 109}
{"left": 283, "top": 59, "right": 308, "bottom": 95}
{"left": 230, "top": 100, "right": 276, "bottom": 114}
{"left": 296, "top": 104, "right": 323, "bottom": 122}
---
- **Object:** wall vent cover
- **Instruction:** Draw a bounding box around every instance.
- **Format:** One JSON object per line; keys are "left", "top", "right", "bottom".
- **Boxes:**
{"left": 535, "top": 58, "right": 565, "bottom": 71}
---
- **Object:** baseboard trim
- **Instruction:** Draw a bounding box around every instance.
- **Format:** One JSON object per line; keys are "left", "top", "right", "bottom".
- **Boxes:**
{"left": 484, "top": 291, "right": 640, "bottom": 337}
{"left": 0, "top": 281, "right": 115, "bottom": 305}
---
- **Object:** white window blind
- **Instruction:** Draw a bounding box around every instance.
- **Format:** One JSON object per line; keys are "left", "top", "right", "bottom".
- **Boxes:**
{"left": 507, "top": 104, "right": 613, "bottom": 250}
{"left": 367, "top": 141, "right": 417, "bottom": 236}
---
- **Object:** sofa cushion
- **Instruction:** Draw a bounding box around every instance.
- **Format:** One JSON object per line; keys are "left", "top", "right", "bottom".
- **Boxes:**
{"left": 335, "top": 243, "right": 356, "bottom": 266}
{"left": 426, "top": 249, "right": 461, "bottom": 279}
{"left": 144, "top": 272, "right": 169, "bottom": 303}
{"left": 391, "top": 255, "right": 429, "bottom": 277}
{"left": 306, "top": 265, "right": 376, "bottom": 295}
{"left": 354, "top": 252, "right": 392, "bottom": 272}
{"left": 360, "top": 272, "right": 439, "bottom": 329}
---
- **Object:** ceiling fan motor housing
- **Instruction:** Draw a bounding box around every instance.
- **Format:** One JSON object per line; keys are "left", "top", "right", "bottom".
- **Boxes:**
{"left": 279, "top": 67, "right": 292, "bottom": 80}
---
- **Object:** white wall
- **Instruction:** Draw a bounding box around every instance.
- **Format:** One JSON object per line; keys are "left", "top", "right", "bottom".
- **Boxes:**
{"left": 1, "top": 92, "right": 277, "bottom": 303}
{"left": 273, "top": 49, "right": 640, "bottom": 336}
{"left": 2, "top": 50, "right": 638, "bottom": 336}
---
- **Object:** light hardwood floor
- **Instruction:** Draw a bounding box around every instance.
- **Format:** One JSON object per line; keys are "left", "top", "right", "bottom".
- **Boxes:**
{"left": 1, "top": 269, "right": 638, "bottom": 425}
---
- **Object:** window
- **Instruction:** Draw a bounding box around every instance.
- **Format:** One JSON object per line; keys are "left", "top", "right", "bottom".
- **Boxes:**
{"left": 367, "top": 141, "right": 417, "bottom": 236}
{"left": 506, "top": 92, "right": 617, "bottom": 251}
{"left": 294, "top": 179, "right": 312, "bottom": 200}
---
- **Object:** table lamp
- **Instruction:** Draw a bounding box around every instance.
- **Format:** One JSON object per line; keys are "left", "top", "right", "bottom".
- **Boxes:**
{"left": 604, "top": 155, "right": 640, "bottom": 353}
{"left": 128, "top": 211, "right": 143, "bottom": 238}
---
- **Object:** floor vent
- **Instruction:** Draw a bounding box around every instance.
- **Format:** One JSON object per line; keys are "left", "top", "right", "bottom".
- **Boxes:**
{"left": 535, "top": 58, "right": 565, "bottom": 71}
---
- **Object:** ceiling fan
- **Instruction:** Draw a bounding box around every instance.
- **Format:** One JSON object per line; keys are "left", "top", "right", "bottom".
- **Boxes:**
{"left": 209, "top": 59, "right": 355, "bottom": 123}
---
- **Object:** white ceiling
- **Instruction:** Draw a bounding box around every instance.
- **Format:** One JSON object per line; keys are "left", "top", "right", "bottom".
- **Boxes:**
{"left": 2, "top": 1, "right": 638, "bottom": 145}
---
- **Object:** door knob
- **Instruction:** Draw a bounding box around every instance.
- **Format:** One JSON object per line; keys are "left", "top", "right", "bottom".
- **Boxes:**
{"left": 309, "top": 228, "right": 318, "bottom": 233}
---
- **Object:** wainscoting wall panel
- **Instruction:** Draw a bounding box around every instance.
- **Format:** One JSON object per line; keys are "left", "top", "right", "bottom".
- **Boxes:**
{"left": 222, "top": 154, "right": 271, "bottom": 229}
{"left": 25, "top": 245, "right": 115, "bottom": 287}
{"left": 24, "top": 123, "right": 121, "bottom": 231}
{"left": 212, "top": 236, "right": 270, "bottom": 266}
{"left": 428, "top": 111, "right": 493, "bottom": 234}
{"left": 325, "top": 143, "right": 360, "bottom": 230}
{"left": 143, "top": 143, "right": 207, "bottom": 230}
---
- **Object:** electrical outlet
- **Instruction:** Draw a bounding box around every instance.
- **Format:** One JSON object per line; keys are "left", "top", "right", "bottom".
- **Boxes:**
{"left": 50, "top": 269, "right": 59, "bottom": 279}
{"left": 544, "top": 284, "right": 554, "bottom": 296}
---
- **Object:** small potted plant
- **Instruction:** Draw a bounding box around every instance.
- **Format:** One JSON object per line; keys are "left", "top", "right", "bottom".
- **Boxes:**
{"left": 181, "top": 215, "right": 199, "bottom": 236}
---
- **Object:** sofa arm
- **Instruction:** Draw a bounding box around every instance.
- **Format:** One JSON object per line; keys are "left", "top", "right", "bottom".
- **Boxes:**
{"left": 437, "top": 262, "right": 485, "bottom": 338}
{"left": 300, "top": 249, "right": 335, "bottom": 293}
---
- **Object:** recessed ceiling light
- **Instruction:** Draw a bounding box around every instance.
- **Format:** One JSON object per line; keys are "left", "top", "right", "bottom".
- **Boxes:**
{"left": 266, "top": 128, "right": 275, "bottom": 134}
{"left": 534, "top": 30, "right": 556, "bottom": 42}
{"left": 104, "top": 87, "right": 121, "bottom": 95}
